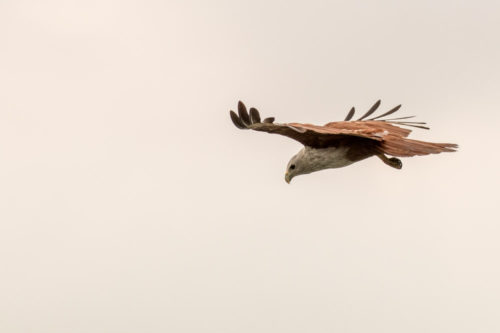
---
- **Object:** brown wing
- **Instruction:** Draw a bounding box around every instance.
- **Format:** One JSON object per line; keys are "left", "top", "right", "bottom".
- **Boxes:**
{"left": 340, "top": 100, "right": 457, "bottom": 156}
{"left": 230, "top": 100, "right": 458, "bottom": 156}
{"left": 230, "top": 101, "right": 384, "bottom": 148}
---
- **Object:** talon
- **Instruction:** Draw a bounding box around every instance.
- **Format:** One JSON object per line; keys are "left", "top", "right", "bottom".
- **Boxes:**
{"left": 389, "top": 157, "right": 403, "bottom": 169}
{"left": 377, "top": 154, "right": 402, "bottom": 170}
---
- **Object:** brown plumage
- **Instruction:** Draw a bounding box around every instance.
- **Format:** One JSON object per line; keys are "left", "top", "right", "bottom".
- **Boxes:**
{"left": 230, "top": 100, "right": 457, "bottom": 182}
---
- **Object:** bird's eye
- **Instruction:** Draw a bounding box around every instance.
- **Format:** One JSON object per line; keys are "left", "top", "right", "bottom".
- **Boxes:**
{"left": 290, "top": 164, "right": 296, "bottom": 170}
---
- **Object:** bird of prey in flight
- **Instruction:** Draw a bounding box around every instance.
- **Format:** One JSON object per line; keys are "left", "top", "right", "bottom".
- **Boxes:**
{"left": 230, "top": 100, "right": 457, "bottom": 183}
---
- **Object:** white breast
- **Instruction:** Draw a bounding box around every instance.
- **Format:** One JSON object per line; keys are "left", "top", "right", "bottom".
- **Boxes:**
{"left": 301, "top": 146, "right": 354, "bottom": 171}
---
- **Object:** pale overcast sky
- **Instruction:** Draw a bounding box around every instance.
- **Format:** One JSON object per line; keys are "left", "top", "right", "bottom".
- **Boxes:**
{"left": 1, "top": 1, "right": 499, "bottom": 332}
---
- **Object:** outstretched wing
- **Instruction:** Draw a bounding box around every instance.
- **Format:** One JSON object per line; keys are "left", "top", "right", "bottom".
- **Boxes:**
{"left": 230, "top": 101, "right": 385, "bottom": 148}
{"left": 337, "top": 100, "right": 457, "bottom": 156}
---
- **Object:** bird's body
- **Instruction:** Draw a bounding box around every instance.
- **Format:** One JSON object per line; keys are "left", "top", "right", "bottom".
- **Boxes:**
{"left": 285, "top": 138, "right": 382, "bottom": 182}
{"left": 230, "top": 100, "right": 457, "bottom": 183}
{"left": 292, "top": 146, "right": 355, "bottom": 171}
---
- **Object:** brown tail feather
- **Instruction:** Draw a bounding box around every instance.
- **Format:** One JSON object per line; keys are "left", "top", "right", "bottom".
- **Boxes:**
{"left": 380, "top": 135, "right": 458, "bottom": 157}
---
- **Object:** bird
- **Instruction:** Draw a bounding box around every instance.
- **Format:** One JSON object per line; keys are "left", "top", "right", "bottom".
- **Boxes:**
{"left": 229, "top": 100, "right": 458, "bottom": 183}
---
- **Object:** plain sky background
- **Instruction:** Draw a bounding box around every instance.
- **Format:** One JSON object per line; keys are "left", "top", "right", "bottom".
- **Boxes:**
{"left": 1, "top": 1, "right": 499, "bottom": 332}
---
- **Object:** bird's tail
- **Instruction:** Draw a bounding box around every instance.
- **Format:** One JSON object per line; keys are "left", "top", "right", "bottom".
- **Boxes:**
{"left": 379, "top": 136, "right": 458, "bottom": 157}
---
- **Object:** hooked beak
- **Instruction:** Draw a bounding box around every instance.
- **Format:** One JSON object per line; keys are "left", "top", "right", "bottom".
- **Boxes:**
{"left": 285, "top": 173, "right": 291, "bottom": 184}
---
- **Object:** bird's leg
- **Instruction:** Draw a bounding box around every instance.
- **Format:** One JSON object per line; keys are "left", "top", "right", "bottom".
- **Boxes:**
{"left": 377, "top": 154, "right": 403, "bottom": 169}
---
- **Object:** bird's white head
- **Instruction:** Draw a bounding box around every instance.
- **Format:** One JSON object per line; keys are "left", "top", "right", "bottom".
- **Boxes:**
{"left": 285, "top": 148, "right": 310, "bottom": 183}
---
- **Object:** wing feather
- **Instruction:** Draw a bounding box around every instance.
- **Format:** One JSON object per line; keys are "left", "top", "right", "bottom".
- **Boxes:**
{"left": 357, "top": 100, "right": 381, "bottom": 120}
{"left": 368, "top": 104, "right": 402, "bottom": 120}
{"left": 237, "top": 101, "right": 251, "bottom": 126}
{"left": 382, "top": 115, "right": 415, "bottom": 121}
{"left": 344, "top": 107, "right": 355, "bottom": 121}
{"left": 249, "top": 107, "right": 261, "bottom": 124}
{"left": 230, "top": 110, "right": 246, "bottom": 129}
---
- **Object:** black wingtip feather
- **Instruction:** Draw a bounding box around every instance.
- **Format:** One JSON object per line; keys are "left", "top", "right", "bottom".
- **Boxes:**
{"left": 249, "top": 107, "right": 261, "bottom": 124}
{"left": 344, "top": 107, "right": 355, "bottom": 121}
{"left": 238, "top": 101, "right": 251, "bottom": 126}
{"left": 230, "top": 110, "right": 247, "bottom": 129}
{"left": 382, "top": 115, "right": 414, "bottom": 121}
{"left": 263, "top": 117, "right": 275, "bottom": 123}
{"left": 368, "top": 104, "right": 402, "bottom": 120}
{"left": 392, "top": 122, "right": 430, "bottom": 130}
{"left": 358, "top": 100, "right": 381, "bottom": 120}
